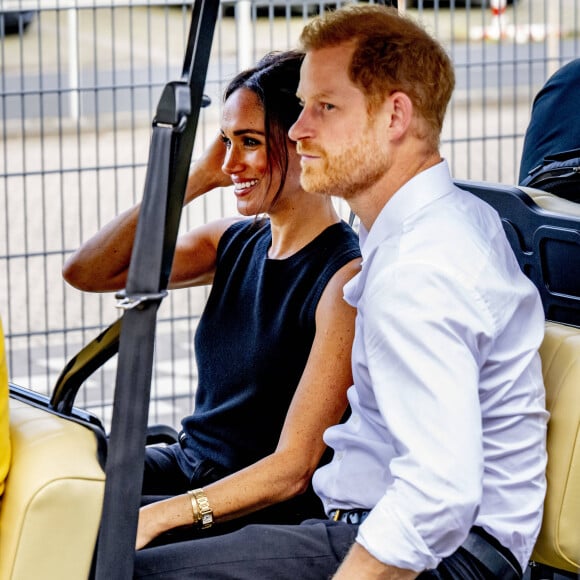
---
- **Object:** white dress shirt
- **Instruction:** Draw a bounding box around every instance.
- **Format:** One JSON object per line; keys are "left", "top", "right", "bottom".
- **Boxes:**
{"left": 313, "top": 160, "right": 549, "bottom": 572}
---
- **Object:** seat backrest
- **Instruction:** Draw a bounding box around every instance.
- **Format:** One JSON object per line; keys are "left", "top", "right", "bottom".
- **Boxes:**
{"left": 456, "top": 180, "right": 580, "bottom": 327}
{"left": 456, "top": 180, "right": 580, "bottom": 574}
{"left": 534, "top": 321, "right": 580, "bottom": 573}
{"left": 0, "top": 388, "right": 106, "bottom": 580}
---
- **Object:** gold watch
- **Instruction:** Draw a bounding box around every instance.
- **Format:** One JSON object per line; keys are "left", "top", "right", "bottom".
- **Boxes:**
{"left": 191, "top": 488, "right": 213, "bottom": 529}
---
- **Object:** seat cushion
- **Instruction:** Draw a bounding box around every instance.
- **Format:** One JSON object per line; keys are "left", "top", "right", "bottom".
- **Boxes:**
{"left": 531, "top": 321, "right": 580, "bottom": 573}
{"left": 0, "top": 397, "right": 105, "bottom": 580}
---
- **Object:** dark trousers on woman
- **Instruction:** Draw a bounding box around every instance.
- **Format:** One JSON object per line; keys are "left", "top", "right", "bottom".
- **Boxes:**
{"left": 133, "top": 518, "right": 522, "bottom": 579}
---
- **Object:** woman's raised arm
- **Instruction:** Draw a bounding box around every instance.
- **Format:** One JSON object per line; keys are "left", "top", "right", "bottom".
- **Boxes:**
{"left": 62, "top": 135, "right": 234, "bottom": 293}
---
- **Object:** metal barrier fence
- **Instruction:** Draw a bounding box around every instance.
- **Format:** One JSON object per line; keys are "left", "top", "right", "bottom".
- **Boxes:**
{"left": 2, "top": 0, "right": 579, "bottom": 430}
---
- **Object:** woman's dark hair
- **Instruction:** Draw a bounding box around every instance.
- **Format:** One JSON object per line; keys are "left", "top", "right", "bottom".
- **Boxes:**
{"left": 224, "top": 50, "right": 304, "bottom": 208}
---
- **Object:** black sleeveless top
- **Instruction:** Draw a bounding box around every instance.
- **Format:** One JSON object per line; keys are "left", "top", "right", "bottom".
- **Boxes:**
{"left": 180, "top": 219, "right": 360, "bottom": 474}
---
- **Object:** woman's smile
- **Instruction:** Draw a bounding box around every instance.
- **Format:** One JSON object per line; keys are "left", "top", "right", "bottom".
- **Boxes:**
{"left": 233, "top": 178, "right": 260, "bottom": 196}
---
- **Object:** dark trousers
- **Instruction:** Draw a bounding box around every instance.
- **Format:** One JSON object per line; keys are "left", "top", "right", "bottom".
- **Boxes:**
{"left": 519, "top": 58, "right": 580, "bottom": 184}
{"left": 143, "top": 442, "right": 227, "bottom": 496}
{"left": 133, "top": 519, "right": 520, "bottom": 579}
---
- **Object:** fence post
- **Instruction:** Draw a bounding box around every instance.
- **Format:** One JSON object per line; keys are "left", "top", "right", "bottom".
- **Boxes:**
{"left": 235, "top": 0, "right": 253, "bottom": 72}
{"left": 547, "top": 2, "right": 561, "bottom": 78}
{"left": 68, "top": 7, "right": 80, "bottom": 120}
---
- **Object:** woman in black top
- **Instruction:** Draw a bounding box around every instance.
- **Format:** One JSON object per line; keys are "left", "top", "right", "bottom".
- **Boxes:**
{"left": 62, "top": 51, "right": 361, "bottom": 548}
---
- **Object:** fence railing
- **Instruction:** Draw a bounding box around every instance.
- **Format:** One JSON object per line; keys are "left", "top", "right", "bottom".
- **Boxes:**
{"left": 2, "top": 0, "right": 579, "bottom": 430}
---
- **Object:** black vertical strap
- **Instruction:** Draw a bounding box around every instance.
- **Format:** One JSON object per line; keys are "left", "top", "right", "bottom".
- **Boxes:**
{"left": 93, "top": 125, "right": 173, "bottom": 580}
{"left": 93, "top": 1, "right": 220, "bottom": 578}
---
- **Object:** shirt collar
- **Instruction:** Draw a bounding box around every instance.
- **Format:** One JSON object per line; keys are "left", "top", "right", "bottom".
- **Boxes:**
{"left": 359, "top": 159, "right": 454, "bottom": 260}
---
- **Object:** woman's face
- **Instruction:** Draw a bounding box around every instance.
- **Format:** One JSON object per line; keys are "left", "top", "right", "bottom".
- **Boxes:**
{"left": 221, "top": 87, "right": 297, "bottom": 216}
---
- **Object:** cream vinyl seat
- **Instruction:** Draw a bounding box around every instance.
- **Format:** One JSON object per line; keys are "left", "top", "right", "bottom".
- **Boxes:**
{"left": 0, "top": 394, "right": 105, "bottom": 580}
{"left": 457, "top": 180, "right": 580, "bottom": 579}
{"left": 531, "top": 321, "right": 580, "bottom": 577}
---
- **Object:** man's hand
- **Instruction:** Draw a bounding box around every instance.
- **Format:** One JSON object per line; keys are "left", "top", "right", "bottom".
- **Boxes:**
{"left": 333, "top": 543, "right": 419, "bottom": 580}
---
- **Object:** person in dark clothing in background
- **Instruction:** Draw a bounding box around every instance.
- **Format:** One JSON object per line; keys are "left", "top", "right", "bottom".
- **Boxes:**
{"left": 62, "top": 50, "right": 361, "bottom": 548}
{"left": 519, "top": 58, "right": 580, "bottom": 200}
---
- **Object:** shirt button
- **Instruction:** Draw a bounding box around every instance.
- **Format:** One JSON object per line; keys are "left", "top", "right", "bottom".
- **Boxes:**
{"left": 336, "top": 451, "right": 344, "bottom": 461}
{"left": 351, "top": 413, "right": 360, "bottom": 427}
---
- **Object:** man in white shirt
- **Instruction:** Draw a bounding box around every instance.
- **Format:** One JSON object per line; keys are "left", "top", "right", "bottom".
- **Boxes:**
{"left": 134, "top": 5, "right": 548, "bottom": 579}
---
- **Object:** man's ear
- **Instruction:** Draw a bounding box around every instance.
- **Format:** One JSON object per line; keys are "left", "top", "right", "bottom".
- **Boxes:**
{"left": 385, "top": 91, "right": 413, "bottom": 141}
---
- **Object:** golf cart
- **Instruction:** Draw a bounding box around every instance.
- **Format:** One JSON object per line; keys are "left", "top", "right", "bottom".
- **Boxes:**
{"left": 1, "top": 0, "right": 579, "bottom": 578}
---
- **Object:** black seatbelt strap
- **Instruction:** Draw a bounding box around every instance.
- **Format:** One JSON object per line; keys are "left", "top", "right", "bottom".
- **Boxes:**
{"left": 93, "top": 1, "right": 220, "bottom": 578}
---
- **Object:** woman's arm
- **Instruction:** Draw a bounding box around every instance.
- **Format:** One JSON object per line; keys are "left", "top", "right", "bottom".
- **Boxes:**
{"left": 62, "top": 135, "right": 234, "bottom": 293}
{"left": 136, "top": 256, "right": 361, "bottom": 548}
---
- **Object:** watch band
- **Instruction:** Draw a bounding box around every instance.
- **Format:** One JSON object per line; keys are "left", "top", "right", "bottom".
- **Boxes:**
{"left": 191, "top": 488, "right": 213, "bottom": 529}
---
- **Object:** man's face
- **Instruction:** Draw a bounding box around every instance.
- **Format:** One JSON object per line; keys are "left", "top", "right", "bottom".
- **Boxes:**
{"left": 289, "top": 42, "right": 391, "bottom": 200}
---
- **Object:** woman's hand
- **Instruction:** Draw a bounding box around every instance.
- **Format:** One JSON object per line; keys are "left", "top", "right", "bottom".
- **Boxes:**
{"left": 136, "top": 495, "right": 194, "bottom": 550}
{"left": 185, "top": 134, "right": 232, "bottom": 204}
{"left": 136, "top": 503, "right": 163, "bottom": 550}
